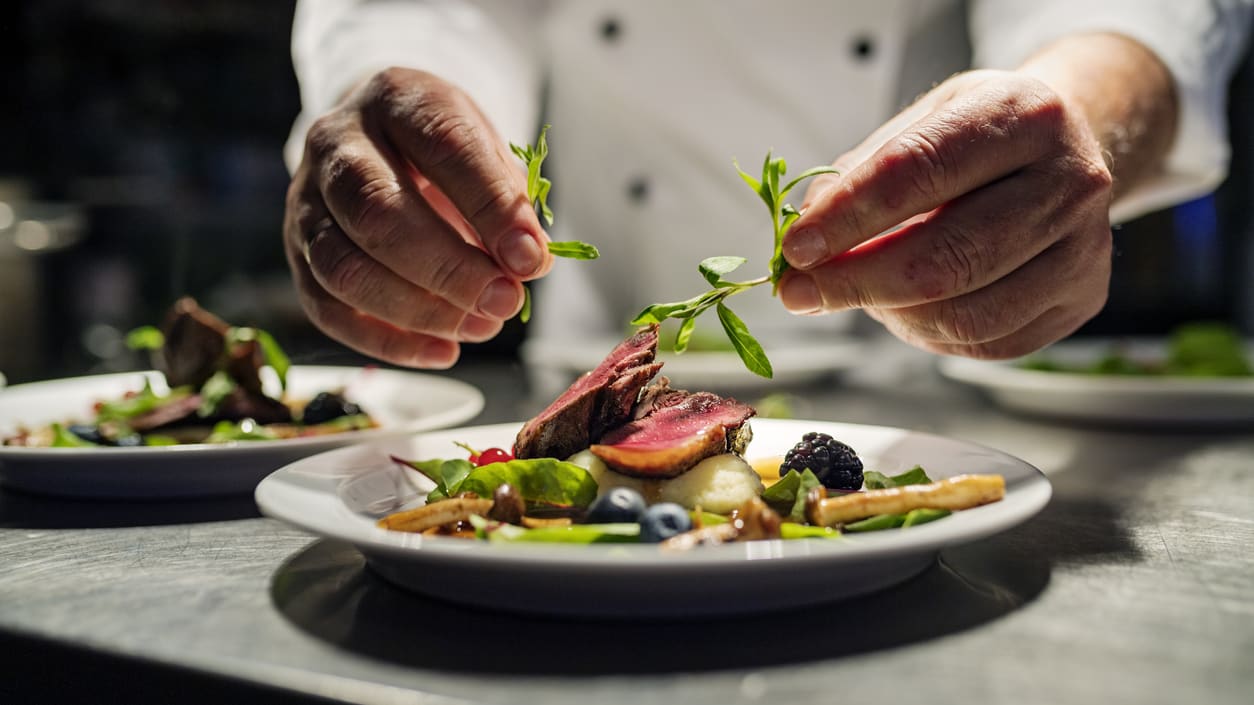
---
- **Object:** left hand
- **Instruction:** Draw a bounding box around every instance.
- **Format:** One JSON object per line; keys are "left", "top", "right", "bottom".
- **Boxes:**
{"left": 778, "top": 69, "right": 1114, "bottom": 359}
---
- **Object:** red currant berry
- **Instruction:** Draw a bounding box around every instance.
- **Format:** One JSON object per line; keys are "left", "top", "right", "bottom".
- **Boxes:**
{"left": 474, "top": 447, "right": 513, "bottom": 466}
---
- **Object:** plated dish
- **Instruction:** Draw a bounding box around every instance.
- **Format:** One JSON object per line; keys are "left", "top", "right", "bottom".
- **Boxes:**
{"left": 0, "top": 366, "right": 483, "bottom": 498}
{"left": 256, "top": 418, "right": 1050, "bottom": 617}
{"left": 938, "top": 336, "right": 1254, "bottom": 425}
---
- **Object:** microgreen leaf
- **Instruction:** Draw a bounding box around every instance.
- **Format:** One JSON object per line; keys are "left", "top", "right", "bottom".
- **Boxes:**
{"left": 519, "top": 287, "right": 532, "bottom": 324}
{"left": 125, "top": 325, "right": 165, "bottom": 351}
{"left": 509, "top": 126, "right": 600, "bottom": 326}
{"left": 782, "top": 165, "right": 840, "bottom": 196}
{"left": 632, "top": 149, "right": 836, "bottom": 376}
{"left": 699, "top": 256, "right": 747, "bottom": 286}
{"left": 673, "top": 316, "right": 697, "bottom": 353}
{"left": 716, "top": 302, "right": 772, "bottom": 378}
{"left": 511, "top": 124, "right": 554, "bottom": 226}
{"left": 547, "top": 241, "right": 600, "bottom": 259}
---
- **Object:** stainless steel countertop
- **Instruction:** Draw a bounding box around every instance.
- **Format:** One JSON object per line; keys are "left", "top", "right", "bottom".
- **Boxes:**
{"left": 2, "top": 345, "right": 1252, "bottom": 705}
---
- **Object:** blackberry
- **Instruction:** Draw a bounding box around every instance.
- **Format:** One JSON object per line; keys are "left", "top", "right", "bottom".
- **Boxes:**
{"left": 780, "top": 431, "right": 863, "bottom": 491}
{"left": 301, "top": 392, "right": 362, "bottom": 425}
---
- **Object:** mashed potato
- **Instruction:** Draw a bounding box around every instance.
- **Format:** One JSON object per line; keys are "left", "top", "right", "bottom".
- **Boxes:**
{"left": 565, "top": 450, "right": 763, "bottom": 515}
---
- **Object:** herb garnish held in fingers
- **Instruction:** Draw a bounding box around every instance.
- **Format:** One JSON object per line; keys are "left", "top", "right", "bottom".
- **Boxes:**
{"left": 509, "top": 125, "right": 599, "bottom": 323}
{"left": 630, "top": 152, "right": 838, "bottom": 377}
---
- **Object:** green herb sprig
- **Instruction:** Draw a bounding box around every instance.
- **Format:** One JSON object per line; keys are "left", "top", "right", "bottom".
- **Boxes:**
{"left": 510, "top": 125, "right": 600, "bottom": 323}
{"left": 631, "top": 152, "right": 838, "bottom": 377}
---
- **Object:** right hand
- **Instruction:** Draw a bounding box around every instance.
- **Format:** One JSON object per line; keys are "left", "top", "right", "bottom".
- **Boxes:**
{"left": 283, "top": 67, "right": 552, "bottom": 368}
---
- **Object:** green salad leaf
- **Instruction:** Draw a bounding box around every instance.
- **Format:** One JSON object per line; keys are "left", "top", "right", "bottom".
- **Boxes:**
{"left": 205, "top": 419, "right": 277, "bottom": 443}
{"left": 125, "top": 325, "right": 165, "bottom": 351}
{"left": 848, "top": 466, "right": 949, "bottom": 532}
{"left": 1165, "top": 322, "right": 1251, "bottom": 376}
{"left": 400, "top": 455, "right": 598, "bottom": 510}
{"left": 779, "top": 523, "right": 842, "bottom": 539}
{"left": 632, "top": 151, "right": 838, "bottom": 377}
{"left": 305, "top": 414, "right": 373, "bottom": 433}
{"left": 458, "top": 458, "right": 598, "bottom": 510}
{"left": 197, "top": 370, "right": 237, "bottom": 418}
{"left": 50, "top": 423, "right": 98, "bottom": 448}
{"left": 471, "top": 516, "right": 640, "bottom": 543}
{"left": 94, "top": 379, "right": 189, "bottom": 424}
{"left": 845, "top": 507, "right": 950, "bottom": 532}
{"left": 863, "top": 465, "right": 932, "bottom": 490}
{"left": 761, "top": 468, "right": 823, "bottom": 522}
{"left": 1021, "top": 322, "right": 1251, "bottom": 377}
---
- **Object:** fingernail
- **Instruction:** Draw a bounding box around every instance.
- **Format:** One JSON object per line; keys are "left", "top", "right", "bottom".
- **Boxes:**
{"left": 475, "top": 278, "right": 519, "bottom": 318}
{"left": 779, "top": 274, "right": 823, "bottom": 314}
{"left": 783, "top": 228, "right": 830, "bottom": 269}
{"left": 499, "top": 230, "right": 543, "bottom": 277}
{"left": 458, "top": 314, "right": 499, "bottom": 342}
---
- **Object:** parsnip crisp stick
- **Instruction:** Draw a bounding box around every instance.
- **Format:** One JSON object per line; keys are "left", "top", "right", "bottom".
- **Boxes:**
{"left": 806, "top": 474, "right": 1005, "bottom": 527}
{"left": 377, "top": 497, "right": 493, "bottom": 533}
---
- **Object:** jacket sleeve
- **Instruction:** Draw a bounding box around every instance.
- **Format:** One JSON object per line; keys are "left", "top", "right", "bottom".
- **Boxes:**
{"left": 285, "top": 0, "right": 544, "bottom": 172}
{"left": 970, "top": 0, "right": 1253, "bottom": 223}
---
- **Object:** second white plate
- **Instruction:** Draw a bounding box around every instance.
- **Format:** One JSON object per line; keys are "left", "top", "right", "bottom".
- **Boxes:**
{"left": 0, "top": 366, "right": 484, "bottom": 498}
{"left": 938, "top": 338, "right": 1254, "bottom": 425}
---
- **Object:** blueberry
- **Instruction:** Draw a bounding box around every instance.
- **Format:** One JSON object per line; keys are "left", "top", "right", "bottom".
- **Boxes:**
{"left": 637, "top": 503, "right": 693, "bottom": 543}
{"left": 68, "top": 424, "right": 103, "bottom": 444}
{"left": 584, "top": 487, "right": 647, "bottom": 524}
{"left": 301, "top": 392, "right": 361, "bottom": 425}
{"left": 113, "top": 433, "right": 144, "bottom": 447}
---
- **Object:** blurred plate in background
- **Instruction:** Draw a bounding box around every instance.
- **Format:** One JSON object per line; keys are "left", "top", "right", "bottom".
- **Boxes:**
{"left": 938, "top": 338, "right": 1254, "bottom": 426}
{"left": 0, "top": 366, "right": 483, "bottom": 498}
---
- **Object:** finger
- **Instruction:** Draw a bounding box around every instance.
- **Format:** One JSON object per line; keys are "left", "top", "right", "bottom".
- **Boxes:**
{"left": 304, "top": 113, "right": 525, "bottom": 320}
{"left": 362, "top": 68, "right": 552, "bottom": 279}
{"left": 777, "top": 157, "right": 1108, "bottom": 312}
{"left": 282, "top": 219, "right": 463, "bottom": 369}
{"left": 870, "top": 231, "right": 1110, "bottom": 349}
{"left": 302, "top": 220, "right": 504, "bottom": 342}
{"left": 785, "top": 80, "right": 1065, "bottom": 269}
{"left": 903, "top": 303, "right": 1098, "bottom": 360}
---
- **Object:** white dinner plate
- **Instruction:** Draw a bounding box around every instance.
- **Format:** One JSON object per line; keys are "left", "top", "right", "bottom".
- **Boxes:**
{"left": 256, "top": 418, "right": 1050, "bottom": 617}
{"left": 521, "top": 335, "right": 866, "bottom": 391}
{"left": 938, "top": 338, "right": 1254, "bottom": 426}
{"left": 0, "top": 366, "right": 484, "bottom": 498}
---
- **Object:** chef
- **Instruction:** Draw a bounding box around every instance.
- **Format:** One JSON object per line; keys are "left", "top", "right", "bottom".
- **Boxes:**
{"left": 282, "top": 0, "right": 1251, "bottom": 369}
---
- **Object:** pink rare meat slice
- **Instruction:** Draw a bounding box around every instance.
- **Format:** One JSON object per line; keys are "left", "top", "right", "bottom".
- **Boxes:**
{"left": 513, "top": 325, "right": 662, "bottom": 461}
{"left": 589, "top": 381, "right": 756, "bottom": 478}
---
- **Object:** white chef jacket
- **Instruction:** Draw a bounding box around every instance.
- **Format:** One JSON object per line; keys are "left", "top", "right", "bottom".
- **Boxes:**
{"left": 287, "top": 0, "right": 1252, "bottom": 343}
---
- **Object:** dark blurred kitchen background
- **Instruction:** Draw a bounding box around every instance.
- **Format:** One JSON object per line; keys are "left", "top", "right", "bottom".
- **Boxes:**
{"left": 0, "top": 1, "right": 1251, "bottom": 384}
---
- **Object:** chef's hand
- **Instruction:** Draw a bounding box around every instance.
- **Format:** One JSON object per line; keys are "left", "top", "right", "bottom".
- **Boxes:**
{"left": 283, "top": 68, "right": 552, "bottom": 368}
{"left": 779, "top": 34, "right": 1177, "bottom": 359}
